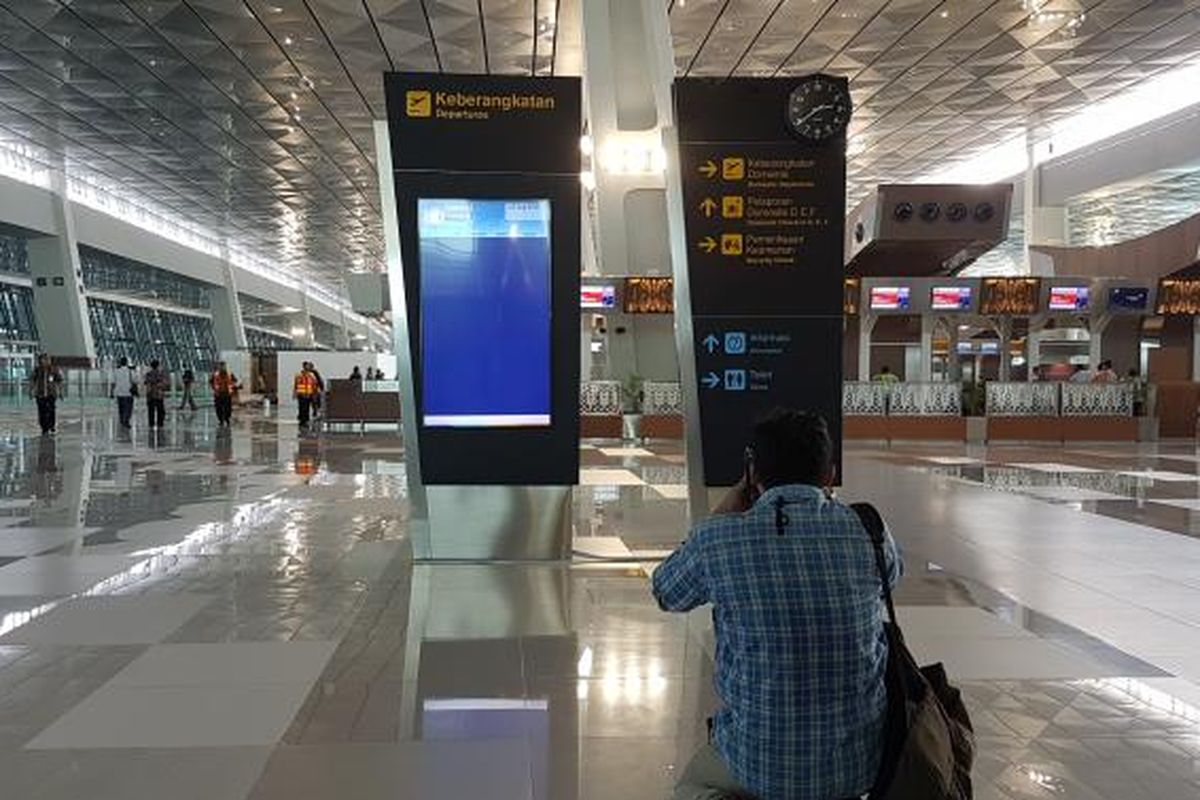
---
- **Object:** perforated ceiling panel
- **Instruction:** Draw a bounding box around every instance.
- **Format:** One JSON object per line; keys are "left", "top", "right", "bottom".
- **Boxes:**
{"left": 0, "top": 0, "right": 1197, "bottom": 293}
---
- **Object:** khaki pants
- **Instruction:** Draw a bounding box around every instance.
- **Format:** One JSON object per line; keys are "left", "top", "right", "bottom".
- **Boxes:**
{"left": 673, "top": 744, "right": 755, "bottom": 800}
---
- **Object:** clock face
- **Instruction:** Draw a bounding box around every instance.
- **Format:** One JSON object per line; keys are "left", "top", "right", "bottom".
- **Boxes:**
{"left": 786, "top": 77, "right": 852, "bottom": 142}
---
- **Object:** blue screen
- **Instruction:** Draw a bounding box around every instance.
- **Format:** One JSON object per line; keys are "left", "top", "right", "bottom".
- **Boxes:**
{"left": 419, "top": 198, "right": 552, "bottom": 428}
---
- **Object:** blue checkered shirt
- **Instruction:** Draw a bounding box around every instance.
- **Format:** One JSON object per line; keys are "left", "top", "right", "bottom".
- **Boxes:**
{"left": 653, "top": 485, "right": 902, "bottom": 800}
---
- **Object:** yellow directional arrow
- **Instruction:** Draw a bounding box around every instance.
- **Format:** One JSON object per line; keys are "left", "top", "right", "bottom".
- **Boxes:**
{"left": 698, "top": 160, "right": 718, "bottom": 178}
{"left": 698, "top": 236, "right": 717, "bottom": 254}
{"left": 699, "top": 197, "right": 718, "bottom": 217}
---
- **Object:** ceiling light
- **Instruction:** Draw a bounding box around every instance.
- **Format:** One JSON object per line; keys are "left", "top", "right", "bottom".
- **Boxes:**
{"left": 284, "top": 36, "right": 293, "bottom": 46}
{"left": 290, "top": 327, "right": 308, "bottom": 337}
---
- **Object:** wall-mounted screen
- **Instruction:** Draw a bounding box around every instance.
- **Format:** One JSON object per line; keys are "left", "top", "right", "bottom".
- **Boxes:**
{"left": 981, "top": 278, "right": 1040, "bottom": 315}
{"left": 869, "top": 286, "right": 910, "bottom": 310}
{"left": 623, "top": 277, "right": 673, "bottom": 313}
{"left": 1108, "top": 286, "right": 1148, "bottom": 311}
{"left": 931, "top": 286, "right": 972, "bottom": 311}
{"left": 1049, "top": 286, "right": 1089, "bottom": 311}
{"left": 1157, "top": 279, "right": 1200, "bottom": 315}
{"left": 580, "top": 285, "right": 616, "bottom": 309}
{"left": 418, "top": 198, "right": 552, "bottom": 428}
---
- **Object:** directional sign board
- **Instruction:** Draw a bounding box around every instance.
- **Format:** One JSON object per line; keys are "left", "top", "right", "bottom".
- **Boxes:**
{"left": 675, "top": 78, "right": 846, "bottom": 486}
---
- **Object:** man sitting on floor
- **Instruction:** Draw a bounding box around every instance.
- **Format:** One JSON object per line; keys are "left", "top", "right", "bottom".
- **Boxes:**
{"left": 653, "top": 409, "right": 902, "bottom": 800}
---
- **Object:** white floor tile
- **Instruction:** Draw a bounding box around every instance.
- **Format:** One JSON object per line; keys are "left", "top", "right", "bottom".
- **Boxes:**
{"left": 0, "top": 594, "right": 212, "bottom": 645}
{"left": 908, "top": 636, "right": 1115, "bottom": 680}
{"left": 1116, "top": 470, "right": 1200, "bottom": 482}
{"left": 0, "top": 528, "right": 96, "bottom": 557}
{"left": 895, "top": 606, "right": 1035, "bottom": 640}
{"left": 1007, "top": 463, "right": 1102, "bottom": 474}
{"left": 0, "top": 555, "right": 143, "bottom": 596}
{"left": 923, "top": 457, "right": 980, "bottom": 466}
{"left": 1022, "top": 486, "right": 1126, "bottom": 502}
{"left": 110, "top": 641, "right": 336, "bottom": 687}
{"left": 579, "top": 469, "right": 645, "bottom": 487}
{"left": 649, "top": 484, "right": 689, "bottom": 500}
{"left": 598, "top": 447, "right": 654, "bottom": 458}
{"left": 26, "top": 684, "right": 314, "bottom": 748}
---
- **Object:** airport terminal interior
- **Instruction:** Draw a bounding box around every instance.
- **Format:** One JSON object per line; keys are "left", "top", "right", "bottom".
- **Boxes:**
{"left": 6, "top": 1, "right": 1200, "bottom": 798}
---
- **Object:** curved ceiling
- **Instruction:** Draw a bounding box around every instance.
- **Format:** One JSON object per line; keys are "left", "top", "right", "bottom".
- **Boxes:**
{"left": 0, "top": 0, "right": 1198, "bottom": 296}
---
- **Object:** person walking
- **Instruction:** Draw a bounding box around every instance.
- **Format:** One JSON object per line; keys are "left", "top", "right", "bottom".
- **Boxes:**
{"left": 178, "top": 367, "right": 197, "bottom": 411}
{"left": 309, "top": 362, "right": 326, "bottom": 419}
{"left": 29, "top": 353, "right": 63, "bottom": 435}
{"left": 210, "top": 361, "right": 238, "bottom": 426}
{"left": 143, "top": 359, "right": 169, "bottom": 430}
{"left": 110, "top": 357, "right": 138, "bottom": 430}
{"left": 293, "top": 362, "right": 319, "bottom": 428}
{"left": 349, "top": 366, "right": 362, "bottom": 382}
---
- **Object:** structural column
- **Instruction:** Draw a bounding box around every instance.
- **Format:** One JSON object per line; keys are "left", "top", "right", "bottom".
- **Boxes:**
{"left": 1023, "top": 144, "right": 1069, "bottom": 275}
{"left": 1027, "top": 313, "right": 1047, "bottom": 381}
{"left": 1089, "top": 314, "right": 1111, "bottom": 369}
{"left": 26, "top": 171, "right": 95, "bottom": 361}
{"left": 918, "top": 315, "right": 935, "bottom": 382}
{"left": 858, "top": 314, "right": 877, "bottom": 382}
{"left": 290, "top": 285, "right": 316, "bottom": 348}
{"left": 209, "top": 248, "right": 248, "bottom": 351}
{"left": 992, "top": 317, "right": 1014, "bottom": 381}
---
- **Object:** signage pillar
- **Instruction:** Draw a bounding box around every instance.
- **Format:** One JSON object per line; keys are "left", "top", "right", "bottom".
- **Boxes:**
{"left": 675, "top": 78, "right": 848, "bottom": 503}
{"left": 382, "top": 74, "right": 581, "bottom": 560}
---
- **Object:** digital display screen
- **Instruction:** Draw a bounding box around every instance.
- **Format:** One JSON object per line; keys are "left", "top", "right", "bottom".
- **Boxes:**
{"left": 1049, "top": 286, "right": 1089, "bottom": 311}
{"left": 1109, "top": 286, "right": 1148, "bottom": 311}
{"left": 931, "top": 286, "right": 972, "bottom": 311}
{"left": 580, "top": 285, "right": 616, "bottom": 309}
{"left": 419, "top": 198, "right": 552, "bottom": 428}
{"left": 869, "top": 286, "right": 911, "bottom": 310}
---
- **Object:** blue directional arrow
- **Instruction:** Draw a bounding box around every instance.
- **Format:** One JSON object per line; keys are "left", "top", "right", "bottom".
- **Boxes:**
{"left": 701, "top": 372, "right": 720, "bottom": 390}
{"left": 702, "top": 334, "right": 720, "bottom": 353}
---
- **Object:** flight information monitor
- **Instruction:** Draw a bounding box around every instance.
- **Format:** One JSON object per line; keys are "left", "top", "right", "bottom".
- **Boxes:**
{"left": 931, "top": 286, "right": 972, "bottom": 311}
{"left": 869, "top": 286, "right": 911, "bottom": 310}
{"left": 418, "top": 198, "right": 552, "bottom": 428}
{"left": 1049, "top": 286, "right": 1089, "bottom": 311}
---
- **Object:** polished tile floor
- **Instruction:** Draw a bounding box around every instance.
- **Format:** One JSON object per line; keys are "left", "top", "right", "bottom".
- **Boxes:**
{"left": 0, "top": 405, "right": 1199, "bottom": 798}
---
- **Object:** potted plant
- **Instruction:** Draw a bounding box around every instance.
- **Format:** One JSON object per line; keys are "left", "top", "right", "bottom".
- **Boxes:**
{"left": 621, "top": 374, "right": 644, "bottom": 441}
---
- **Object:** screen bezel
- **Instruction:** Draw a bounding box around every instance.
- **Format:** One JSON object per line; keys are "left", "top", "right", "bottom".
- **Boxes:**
{"left": 1108, "top": 286, "right": 1148, "bottom": 311}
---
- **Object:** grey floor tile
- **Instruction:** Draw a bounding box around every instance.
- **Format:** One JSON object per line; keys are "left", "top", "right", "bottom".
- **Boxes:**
{"left": 108, "top": 641, "right": 336, "bottom": 687}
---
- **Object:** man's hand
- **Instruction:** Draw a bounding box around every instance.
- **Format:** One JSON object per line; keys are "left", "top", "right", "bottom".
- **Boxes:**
{"left": 712, "top": 477, "right": 757, "bottom": 516}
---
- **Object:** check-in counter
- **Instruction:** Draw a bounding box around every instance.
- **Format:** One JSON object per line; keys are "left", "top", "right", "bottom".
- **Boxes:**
{"left": 985, "top": 382, "right": 1135, "bottom": 442}
{"left": 844, "top": 382, "right": 965, "bottom": 441}
{"left": 324, "top": 379, "right": 402, "bottom": 426}
{"left": 580, "top": 381, "right": 623, "bottom": 439}
{"left": 640, "top": 381, "right": 684, "bottom": 440}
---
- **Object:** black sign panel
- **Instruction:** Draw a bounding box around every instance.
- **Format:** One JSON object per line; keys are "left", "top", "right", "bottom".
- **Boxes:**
{"left": 385, "top": 73, "right": 581, "bottom": 485}
{"left": 676, "top": 77, "right": 846, "bottom": 486}
{"left": 384, "top": 73, "right": 581, "bottom": 175}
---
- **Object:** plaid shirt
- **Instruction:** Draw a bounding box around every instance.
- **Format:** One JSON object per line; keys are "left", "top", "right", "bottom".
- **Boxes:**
{"left": 653, "top": 484, "right": 902, "bottom": 800}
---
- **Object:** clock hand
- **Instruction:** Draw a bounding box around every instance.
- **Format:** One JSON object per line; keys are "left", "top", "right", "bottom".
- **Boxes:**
{"left": 795, "top": 103, "right": 834, "bottom": 125}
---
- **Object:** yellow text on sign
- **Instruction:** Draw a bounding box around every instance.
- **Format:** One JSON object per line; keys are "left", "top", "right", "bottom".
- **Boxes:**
{"left": 720, "top": 233, "right": 743, "bottom": 256}
{"left": 721, "top": 158, "right": 745, "bottom": 180}
{"left": 406, "top": 91, "right": 432, "bottom": 117}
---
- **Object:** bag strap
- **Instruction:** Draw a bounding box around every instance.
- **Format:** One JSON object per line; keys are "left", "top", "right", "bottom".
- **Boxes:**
{"left": 851, "top": 502, "right": 898, "bottom": 625}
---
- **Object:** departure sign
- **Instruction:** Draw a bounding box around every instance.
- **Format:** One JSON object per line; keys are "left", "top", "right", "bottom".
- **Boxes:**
{"left": 677, "top": 77, "right": 847, "bottom": 486}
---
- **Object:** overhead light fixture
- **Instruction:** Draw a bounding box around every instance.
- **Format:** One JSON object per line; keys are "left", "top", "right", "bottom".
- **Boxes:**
{"left": 284, "top": 36, "right": 293, "bottom": 46}
{"left": 598, "top": 135, "right": 666, "bottom": 176}
{"left": 290, "top": 327, "right": 308, "bottom": 336}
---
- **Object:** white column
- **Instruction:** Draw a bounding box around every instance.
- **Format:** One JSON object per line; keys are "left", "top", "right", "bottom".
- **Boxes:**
{"left": 1089, "top": 313, "right": 1111, "bottom": 368}
{"left": 992, "top": 317, "right": 1014, "bottom": 381}
{"left": 291, "top": 285, "right": 316, "bottom": 348}
{"left": 334, "top": 309, "right": 352, "bottom": 350}
{"left": 26, "top": 171, "right": 95, "bottom": 361}
{"left": 918, "top": 315, "right": 935, "bottom": 382}
{"left": 210, "top": 247, "right": 248, "bottom": 351}
{"left": 1024, "top": 147, "right": 1069, "bottom": 275}
{"left": 1027, "top": 313, "right": 1047, "bottom": 381}
{"left": 858, "top": 314, "right": 877, "bottom": 382}
{"left": 1192, "top": 317, "right": 1200, "bottom": 382}
{"left": 582, "top": 0, "right": 670, "bottom": 278}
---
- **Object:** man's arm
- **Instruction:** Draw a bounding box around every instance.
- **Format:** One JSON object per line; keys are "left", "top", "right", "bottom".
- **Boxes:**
{"left": 651, "top": 534, "right": 709, "bottom": 612}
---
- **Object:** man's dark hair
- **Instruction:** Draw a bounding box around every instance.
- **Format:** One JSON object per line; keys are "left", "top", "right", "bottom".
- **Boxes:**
{"left": 150, "top": 360, "right": 159, "bottom": 369}
{"left": 750, "top": 408, "right": 833, "bottom": 488}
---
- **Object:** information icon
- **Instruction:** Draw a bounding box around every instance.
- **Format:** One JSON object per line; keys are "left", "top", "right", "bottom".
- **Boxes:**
{"left": 724, "top": 369, "right": 747, "bottom": 391}
{"left": 724, "top": 332, "right": 747, "bottom": 355}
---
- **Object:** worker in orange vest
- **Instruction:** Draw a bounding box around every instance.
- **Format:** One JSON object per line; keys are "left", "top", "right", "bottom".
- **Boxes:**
{"left": 294, "top": 362, "right": 320, "bottom": 429}
{"left": 209, "top": 361, "right": 239, "bottom": 427}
